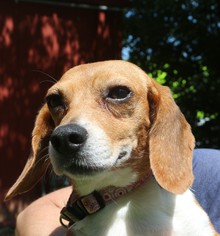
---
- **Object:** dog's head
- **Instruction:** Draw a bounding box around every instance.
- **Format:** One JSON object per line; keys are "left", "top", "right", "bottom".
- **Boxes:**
{"left": 5, "top": 60, "right": 194, "bottom": 200}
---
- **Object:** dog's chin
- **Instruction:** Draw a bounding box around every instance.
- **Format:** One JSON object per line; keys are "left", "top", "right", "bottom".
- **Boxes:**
{"left": 51, "top": 157, "right": 111, "bottom": 178}
{"left": 64, "top": 163, "right": 106, "bottom": 177}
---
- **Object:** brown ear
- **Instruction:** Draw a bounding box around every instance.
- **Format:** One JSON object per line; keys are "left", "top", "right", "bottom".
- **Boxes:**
{"left": 5, "top": 104, "right": 54, "bottom": 200}
{"left": 148, "top": 79, "right": 195, "bottom": 194}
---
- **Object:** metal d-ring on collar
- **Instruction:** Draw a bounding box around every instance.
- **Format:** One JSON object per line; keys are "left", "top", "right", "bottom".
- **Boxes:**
{"left": 60, "top": 170, "right": 153, "bottom": 228}
{"left": 60, "top": 190, "right": 105, "bottom": 228}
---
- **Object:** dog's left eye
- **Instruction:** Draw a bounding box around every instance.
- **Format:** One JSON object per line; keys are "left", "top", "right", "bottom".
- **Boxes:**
{"left": 46, "top": 94, "right": 63, "bottom": 109}
{"left": 107, "top": 86, "right": 132, "bottom": 101}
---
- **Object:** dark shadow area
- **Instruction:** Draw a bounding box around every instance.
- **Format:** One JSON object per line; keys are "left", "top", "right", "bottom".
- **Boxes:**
{"left": 0, "top": 0, "right": 124, "bottom": 227}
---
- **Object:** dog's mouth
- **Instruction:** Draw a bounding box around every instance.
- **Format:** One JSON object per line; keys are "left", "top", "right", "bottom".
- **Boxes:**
{"left": 64, "top": 162, "right": 105, "bottom": 176}
{"left": 52, "top": 150, "right": 130, "bottom": 177}
{"left": 69, "top": 151, "right": 128, "bottom": 174}
{"left": 117, "top": 151, "right": 128, "bottom": 160}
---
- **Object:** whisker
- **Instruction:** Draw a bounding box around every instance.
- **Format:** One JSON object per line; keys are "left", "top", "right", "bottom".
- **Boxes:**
{"left": 39, "top": 80, "right": 57, "bottom": 85}
{"left": 34, "top": 153, "right": 49, "bottom": 167}
{"left": 37, "top": 146, "right": 49, "bottom": 155}
{"left": 32, "top": 69, "right": 58, "bottom": 84}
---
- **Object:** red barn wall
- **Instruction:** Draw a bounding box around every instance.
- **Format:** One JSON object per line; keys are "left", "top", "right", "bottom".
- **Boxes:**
{"left": 0, "top": 0, "right": 125, "bottom": 226}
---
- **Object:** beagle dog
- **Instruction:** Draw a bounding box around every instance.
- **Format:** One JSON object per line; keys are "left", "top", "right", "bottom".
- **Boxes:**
{"left": 6, "top": 61, "right": 217, "bottom": 235}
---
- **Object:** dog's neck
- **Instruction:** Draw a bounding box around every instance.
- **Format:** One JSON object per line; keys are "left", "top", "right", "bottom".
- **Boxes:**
{"left": 70, "top": 168, "right": 141, "bottom": 196}
{"left": 60, "top": 168, "right": 152, "bottom": 228}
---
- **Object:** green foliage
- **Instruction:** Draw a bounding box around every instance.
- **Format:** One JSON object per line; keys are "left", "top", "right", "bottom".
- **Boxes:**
{"left": 123, "top": 0, "right": 220, "bottom": 148}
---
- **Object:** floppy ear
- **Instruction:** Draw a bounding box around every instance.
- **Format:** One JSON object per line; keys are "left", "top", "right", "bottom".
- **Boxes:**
{"left": 5, "top": 104, "right": 54, "bottom": 200}
{"left": 148, "top": 79, "right": 195, "bottom": 194}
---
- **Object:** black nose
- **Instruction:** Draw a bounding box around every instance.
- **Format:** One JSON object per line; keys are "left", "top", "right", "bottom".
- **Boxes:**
{"left": 50, "top": 124, "right": 88, "bottom": 154}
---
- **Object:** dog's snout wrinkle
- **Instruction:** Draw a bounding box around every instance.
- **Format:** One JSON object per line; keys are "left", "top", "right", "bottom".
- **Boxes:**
{"left": 50, "top": 123, "right": 88, "bottom": 154}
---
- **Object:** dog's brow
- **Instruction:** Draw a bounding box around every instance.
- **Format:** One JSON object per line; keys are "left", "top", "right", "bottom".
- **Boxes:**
{"left": 46, "top": 88, "right": 61, "bottom": 97}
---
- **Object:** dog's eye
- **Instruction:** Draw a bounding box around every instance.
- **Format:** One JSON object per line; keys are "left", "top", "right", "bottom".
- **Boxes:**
{"left": 107, "top": 86, "right": 132, "bottom": 101}
{"left": 46, "top": 94, "right": 63, "bottom": 109}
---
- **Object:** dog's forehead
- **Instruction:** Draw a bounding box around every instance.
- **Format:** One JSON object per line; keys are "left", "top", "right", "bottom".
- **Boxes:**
{"left": 58, "top": 61, "right": 149, "bottom": 89}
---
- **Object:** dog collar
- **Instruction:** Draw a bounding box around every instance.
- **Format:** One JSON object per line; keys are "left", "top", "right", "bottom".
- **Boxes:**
{"left": 60, "top": 170, "right": 152, "bottom": 228}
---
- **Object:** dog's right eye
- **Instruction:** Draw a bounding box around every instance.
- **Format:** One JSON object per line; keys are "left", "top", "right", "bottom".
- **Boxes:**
{"left": 46, "top": 94, "right": 63, "bottom": 109}
{"left": 106, "top": 86, "right": 132, "bottom": 101}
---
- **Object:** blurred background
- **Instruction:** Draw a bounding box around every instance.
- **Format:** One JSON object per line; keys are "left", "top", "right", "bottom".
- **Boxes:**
{"left": 0, "top": 0, "right": 219, "bottom": 232}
